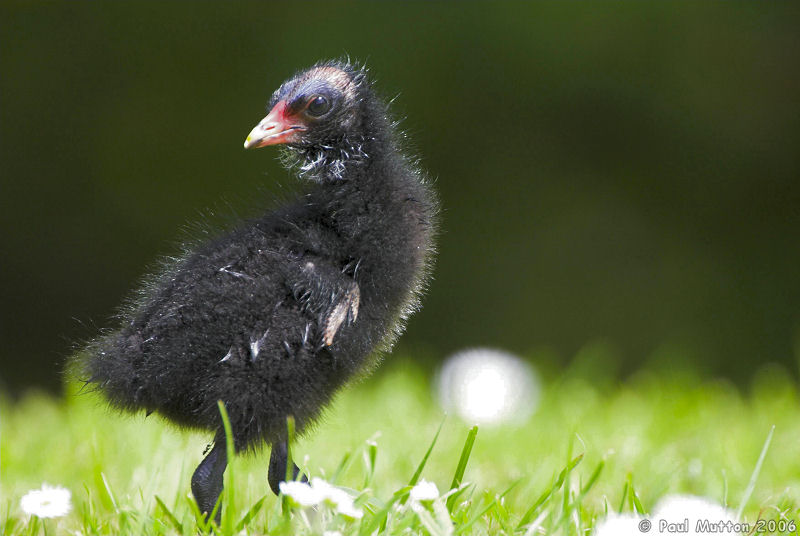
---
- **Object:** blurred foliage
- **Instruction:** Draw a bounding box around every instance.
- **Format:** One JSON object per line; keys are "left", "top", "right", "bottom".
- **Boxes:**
{"left": 1, "top": 2, "right": 799, "bottom": 393}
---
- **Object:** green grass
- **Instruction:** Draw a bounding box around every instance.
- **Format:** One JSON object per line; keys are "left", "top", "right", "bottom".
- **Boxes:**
{"left": 2, "top": 359, "right": 799, "bottom": 535}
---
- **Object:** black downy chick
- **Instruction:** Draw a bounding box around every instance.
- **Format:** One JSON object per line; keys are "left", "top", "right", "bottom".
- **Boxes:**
{"left": 79, "top": 60, "right": 438, "bottom": 520}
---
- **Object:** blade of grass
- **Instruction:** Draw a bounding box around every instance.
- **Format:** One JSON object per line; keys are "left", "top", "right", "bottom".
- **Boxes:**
{"left": 331, "top": 448, "right": 355, "bottom": 484}
{"left": 517, "top": 453, "right": 583, "bottom": 528}
{"left": 580, "top": 460, "right": 604, "bottom": 496}
{"left": 360, "top": 486, "right": 413, "bottom": 536}
{"left": 410, "top": 417, "right": 446, "bottom": 487}
{"left": 722, "top": 469, "right": 729, "bottom": 508}
{"left": 398, "top": 416, "right": 446, "bottom": 510}
{"left": 1, "top": 500, "right": 15, "bottom": 535}
{"left": 523, "top": 507, "right": 551, "bottom": 536}
{"left": 3, "top": 515, "right": 18, "bottom": 536}
{"left": 155, "top": 495, "right": 184, "bottom": 534}
{"left": 456, "top": 479, "right": 521, "bottom": 534}
{"left": 446, "top": 482, "right": 476, "bottom": 518}
{"left": 363, "top": 438, "right": 378, "bottom": 488}
{"left": 208, "top": 497, "right": 224, "bottom": 532}
{"left": 518, "top": 476, "right": 558, "bottom": 529}
{"left": 237, "top": 494, "right": 267, "bottom": 531}
{"left": 174, "top": 457, "right": 188, "bottom": 512}
{"left": 560, "top": 438, "right": 575, "bottom": 521}
{"left": 415, "top": 504, "right": 452, "bottom": 536}
{"left": 631, "top": 485, "right": 645, "bottom": 514}
{"left": 432, "top": 496, "right": 456, "bottom": 535}
{"left": 26, "top": 516, "right": 39, "bottom": 536}
{"left": 617, "top": 480, "right": 629, "bottom": 513}
{"left": 186, "top": 493, "right": 211, "bottom": 534}
{"left": 100, "top": 472, "right": 119, "bottom": 514}
{"left": 217, "top": 400, "right": 237, "bottom": 533}
{"left": 553, "top": 460, "right": 605, "bottom": 531}
{"left": 449, "top": 425, "right": 478, "bottom": 491}
{"left": 80, "top": 483, "right": 96, "bottom": 532}
{"left": 446, "top": 425, "right": 478, "bottom": 511}
{"left": 622, "top": 472, "right": 645, "bottom": 514}
{"left": 736, "top": 425, "right": 775, "bottom": 521}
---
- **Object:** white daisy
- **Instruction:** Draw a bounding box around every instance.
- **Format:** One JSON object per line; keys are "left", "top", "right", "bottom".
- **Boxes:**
{"left": 410, "top": 480, "right": 440, "bottom": 502}
{"left": 310, "top": 478, "right": 363, "bottom": 519}
{"left": 333, "top": 496, "right": 363, "bottom": 520}
{"left": 278, "top": 480, "right": 322, "bottom": 507}
{"left": 20, "top": 484, "right": 71, "bottom": 518}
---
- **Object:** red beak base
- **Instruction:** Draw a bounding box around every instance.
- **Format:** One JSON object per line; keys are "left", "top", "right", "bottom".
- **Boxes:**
{"left": 244, "top": 101, "right": 306, "bottom": 149}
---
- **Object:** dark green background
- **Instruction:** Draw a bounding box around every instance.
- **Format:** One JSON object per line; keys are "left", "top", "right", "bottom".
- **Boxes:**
{"left": 2, "top": 2, "right": 799, "bottom": 394}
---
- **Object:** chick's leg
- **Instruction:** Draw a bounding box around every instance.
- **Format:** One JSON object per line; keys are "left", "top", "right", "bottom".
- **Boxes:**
{"left": 191, "top": 434, "right": 228, "bottom": 524}
{"left": 268, "top": 440, "right": 306, "bottom": 495}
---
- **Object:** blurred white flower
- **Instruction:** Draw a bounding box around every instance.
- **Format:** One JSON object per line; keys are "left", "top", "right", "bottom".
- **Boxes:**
{"left": 20, "top": 484, "right": 71, "bottom": 518}
{"left": 333, "top": 496, "right": 363, "bottom": 519}
{"left": 592, "top": 495, "right": 741, "bottom": 536}
{"left": 437, "top": 348, "right": 540, "bottom": 425}
{"left": 410, "top": 480, "right": 440, "bottom": 502}
{"left": 323, "top": 532, "right": 343, "bottom": 536}
{"left": 593, "top": 513, "right": 642, "bottom": 536}
{"left": 310, "top": 478, "right": 363, "bottom": 519}
{"left": 279, "top": 480, "right": 322, "bottom": 506}
{"left": 652, "top": 495, "right": 741, "bottom": 535}
{"left": 309, "top": 477, "right": 337, "bottom": 497}
{"left": 281, "top": 478, "right": 359, "bottom": 519}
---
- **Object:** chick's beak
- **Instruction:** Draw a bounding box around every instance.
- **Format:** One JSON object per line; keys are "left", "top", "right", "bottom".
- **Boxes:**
{"left": 243, "top": 101, "right": 306, "bottom": 149}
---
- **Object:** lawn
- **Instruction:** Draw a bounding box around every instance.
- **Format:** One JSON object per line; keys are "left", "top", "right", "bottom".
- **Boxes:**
{"left": 2, "top": 358, "right": 799, "bottom": 535}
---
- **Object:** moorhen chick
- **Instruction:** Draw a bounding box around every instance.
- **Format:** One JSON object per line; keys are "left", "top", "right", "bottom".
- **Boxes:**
{"left": 78, "top": 59, "right": 438, "bottom": 520}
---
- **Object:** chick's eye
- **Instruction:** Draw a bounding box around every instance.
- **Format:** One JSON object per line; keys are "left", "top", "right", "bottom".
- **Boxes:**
{"left": 306, "top": 95, "right": 331, "bottom": 117}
